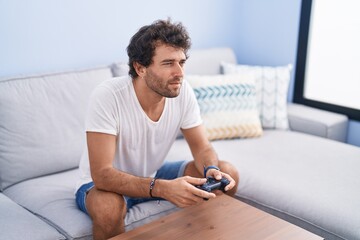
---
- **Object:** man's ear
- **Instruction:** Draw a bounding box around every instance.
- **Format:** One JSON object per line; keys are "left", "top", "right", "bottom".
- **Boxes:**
{"left": 133, "top": 62, "right": 146, "bottom": 78}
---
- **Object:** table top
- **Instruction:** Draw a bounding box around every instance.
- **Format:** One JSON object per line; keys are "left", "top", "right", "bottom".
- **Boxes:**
{"left": 111, "top": 194, "right": 323, "bottom": 240}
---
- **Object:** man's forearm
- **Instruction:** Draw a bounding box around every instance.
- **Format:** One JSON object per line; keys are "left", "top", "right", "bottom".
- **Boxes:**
{"left": 193, "top": 143, "right": 219, "bottom": 176}
{"left": 93, "top": 167, "right": 153, "bottom": 198}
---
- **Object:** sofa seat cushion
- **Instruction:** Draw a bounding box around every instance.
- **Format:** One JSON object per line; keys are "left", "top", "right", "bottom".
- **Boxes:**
{"left": 165, "top": 131, "right": 360, "bottom": 240}
{"left": 3, "top": 169, "right": 179, "bottom": 240}
{"left": 0, "top": 192, "right": 65, "bottom": 240}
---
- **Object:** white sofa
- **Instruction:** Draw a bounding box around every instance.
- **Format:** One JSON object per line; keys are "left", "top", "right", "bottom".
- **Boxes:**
{"left": 0, "top": 48, "right": 359, "bottom": 240}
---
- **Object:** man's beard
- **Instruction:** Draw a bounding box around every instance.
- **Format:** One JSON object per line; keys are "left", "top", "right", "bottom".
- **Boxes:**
{"left": 144, "top": 70, "right": 182, "bottom": 98}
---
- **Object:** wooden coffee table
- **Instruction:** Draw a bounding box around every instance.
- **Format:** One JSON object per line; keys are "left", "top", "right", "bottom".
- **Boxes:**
{"left": 111, "top": 194, "right": 323, "bottom": 240}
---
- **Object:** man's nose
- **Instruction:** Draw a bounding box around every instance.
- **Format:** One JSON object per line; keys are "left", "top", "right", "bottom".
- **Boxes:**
{"left": 173, "top": 62, "right": 184, "bottom": 77}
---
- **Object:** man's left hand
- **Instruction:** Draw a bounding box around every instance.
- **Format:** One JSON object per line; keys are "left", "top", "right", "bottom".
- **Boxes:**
{"left": 206, "top": 169, "right": 236, "bottom": 192}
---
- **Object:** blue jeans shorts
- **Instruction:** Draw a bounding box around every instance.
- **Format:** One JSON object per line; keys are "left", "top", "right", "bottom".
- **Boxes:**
{"left": 75, "top": 160, "right": 188, "bottom": 215}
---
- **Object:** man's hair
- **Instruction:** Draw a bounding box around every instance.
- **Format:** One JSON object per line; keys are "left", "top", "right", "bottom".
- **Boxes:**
{"left": 126, "top": 19, "right": 191, "bottom": 78}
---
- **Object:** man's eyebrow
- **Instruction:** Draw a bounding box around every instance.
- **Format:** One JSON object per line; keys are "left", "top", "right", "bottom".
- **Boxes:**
{"left": 161, "top": 59, "right": 175, "bottom": 63}
{"left": 160, "top": 58, "right": 187, "bottom": 64}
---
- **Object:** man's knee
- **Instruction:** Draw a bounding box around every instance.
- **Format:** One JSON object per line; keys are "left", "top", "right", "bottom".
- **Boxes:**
{"left": 183, "top": 161, "right": 203, "bottom": 178}
{"left": 218, "top": 161, "right": 239, "bottom": 180}
{"left": 86, "top": 188, "right": 127, "bottom": 235}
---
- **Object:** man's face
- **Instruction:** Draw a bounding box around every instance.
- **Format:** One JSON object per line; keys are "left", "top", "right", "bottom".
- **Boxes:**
{"left": 143, "top": 44, "right": 186, "bottom": 98}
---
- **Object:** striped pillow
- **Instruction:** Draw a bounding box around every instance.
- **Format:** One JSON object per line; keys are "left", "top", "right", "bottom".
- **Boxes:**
{"left": 221, "top": 62, "right": 292, "bottom": 130}
{"left": 186, "top": 74, "right": 263, "bottom": 141}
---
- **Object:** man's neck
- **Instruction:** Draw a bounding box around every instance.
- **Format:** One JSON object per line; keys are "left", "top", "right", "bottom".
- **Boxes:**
{"left": 132, "top": 78, "right": 165, "bottom": 122}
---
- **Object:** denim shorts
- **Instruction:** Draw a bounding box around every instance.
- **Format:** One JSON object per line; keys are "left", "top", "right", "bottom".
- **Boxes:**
{"left": 75, "top": 160, "right": 188, "bottom": 214}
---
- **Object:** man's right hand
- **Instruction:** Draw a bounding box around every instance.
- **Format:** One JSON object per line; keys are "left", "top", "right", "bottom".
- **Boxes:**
{"left": 154, "top": 176, "right": 216, "bottom": 208}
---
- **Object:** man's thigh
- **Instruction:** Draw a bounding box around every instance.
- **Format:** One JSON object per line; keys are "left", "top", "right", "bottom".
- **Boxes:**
{"left": 154, "top": 160, "right": 188, "bottom": 179}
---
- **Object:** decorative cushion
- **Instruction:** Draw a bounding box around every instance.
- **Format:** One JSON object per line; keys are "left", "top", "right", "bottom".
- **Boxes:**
{"left": 186, "top": 74, "right": 263, "bottom": 141}
{"left": 221, "top": 62, "right": 292, "bottom": 130}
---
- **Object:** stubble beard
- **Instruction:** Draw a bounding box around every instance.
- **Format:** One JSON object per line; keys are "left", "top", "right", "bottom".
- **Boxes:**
{"left": 144, "top": 70, "right": 182, "bottom": 98}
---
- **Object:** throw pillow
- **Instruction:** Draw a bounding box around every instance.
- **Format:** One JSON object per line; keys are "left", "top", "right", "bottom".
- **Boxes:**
{"left": 221, "top": 62, "right": 292, "bottom": 130}
{"left": 186, "top": 74, "right": 263, "bottom": 141}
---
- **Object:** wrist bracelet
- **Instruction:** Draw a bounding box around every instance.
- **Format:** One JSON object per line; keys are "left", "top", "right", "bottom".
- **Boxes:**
{"left": 203, "top": 165, "right": 220, "bottom": 178}
{"left": 149, "top": 178, "right": 157, "bottom": 198}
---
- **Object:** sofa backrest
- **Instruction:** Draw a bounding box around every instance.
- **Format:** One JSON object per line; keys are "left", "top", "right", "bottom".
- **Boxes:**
{"left": 0, "top": 47, "right": 237, "bottom": 191}
{"left": 186, "top": 47, "right": 237, "bottom": 75}
{"left": 0, "top": 67, "right": 112, "bottom": 190}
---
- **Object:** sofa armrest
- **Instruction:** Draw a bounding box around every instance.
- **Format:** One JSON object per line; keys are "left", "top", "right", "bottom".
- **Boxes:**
{"left": 287, "top": 103, "right": 348, "bottom": 142}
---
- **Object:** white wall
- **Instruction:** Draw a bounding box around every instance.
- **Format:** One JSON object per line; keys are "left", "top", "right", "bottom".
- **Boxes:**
{"left": 0, "top": 0, "right": 239, "bottom": 77}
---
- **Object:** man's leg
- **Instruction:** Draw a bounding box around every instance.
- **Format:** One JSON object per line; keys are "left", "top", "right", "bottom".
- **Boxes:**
{"left": 80, "top": 161, "right": 186, "bottom": 239}
{"left": 86, "top": 187, "right": 127, "bottom": 240}
{"left": 184, "top": 160, "right": 239, "bottom": 196}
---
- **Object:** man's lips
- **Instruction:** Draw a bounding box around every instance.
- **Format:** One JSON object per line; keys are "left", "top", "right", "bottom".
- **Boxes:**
{"left": 169, "top": 81, "right": 182, "bottom": 85}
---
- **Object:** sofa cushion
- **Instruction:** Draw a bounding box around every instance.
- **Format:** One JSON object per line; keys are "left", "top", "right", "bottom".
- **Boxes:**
{"left": 0, "top": 67, "right": 112, "bottom": 190}
{"left": 0, "top": 192, "right": 65, "bottom": 240}
{"left": 221, "top": 62, "right": 292, "bottom": 130}
{"left": 3, "top": 169, "right": 179, "bottom": 240}
{"left": 186, "top": 74, "right": 263, "bottom": 140}
{"left": 186, "top": 47, "right": 237, "bottom": 75}
{"left": 110, "top": 62, "right": 129, "bottom": 77}
{"left": 166, "top": 131, "right": 360, "bottom": 240}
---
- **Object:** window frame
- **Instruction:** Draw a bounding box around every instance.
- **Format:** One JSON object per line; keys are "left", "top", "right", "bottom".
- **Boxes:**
{"left": 293, "top": 0, "right": 360, "bottom": 121}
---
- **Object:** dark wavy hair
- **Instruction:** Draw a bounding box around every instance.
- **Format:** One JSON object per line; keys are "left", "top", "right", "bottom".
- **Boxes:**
{"left": 126, "top": 19, "right": 191, "bottom": 78}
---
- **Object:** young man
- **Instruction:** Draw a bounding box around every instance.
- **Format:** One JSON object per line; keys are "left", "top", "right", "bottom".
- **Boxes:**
{"left": 75, "top": 19, "right": 239, "bottom": 239}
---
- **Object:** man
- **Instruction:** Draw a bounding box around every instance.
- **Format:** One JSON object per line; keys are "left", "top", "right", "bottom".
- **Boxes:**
{"left": 75, "top": 19, "right": 239, "bottom": 240}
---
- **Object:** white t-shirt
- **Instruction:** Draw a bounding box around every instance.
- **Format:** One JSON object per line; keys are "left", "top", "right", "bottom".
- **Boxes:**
{"left": 76, "top": 76, "right": 202, "bottom": 191}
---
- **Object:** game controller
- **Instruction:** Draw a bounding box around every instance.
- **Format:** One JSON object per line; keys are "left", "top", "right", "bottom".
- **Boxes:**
{"left": 197, "top": 176, "right": 230, "bottom": 193}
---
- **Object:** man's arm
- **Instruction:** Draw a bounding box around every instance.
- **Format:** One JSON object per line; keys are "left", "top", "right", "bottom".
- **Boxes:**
{"left": 87, "top": 131, "right": 215, "bottom": 206}
{"left": 182, "top": 125, "right": 236, "bottom": 191}
{"left": 181, "top": 125, "right": 219, "bottom": 176}
{"left": 87, "top": 132, "right": 150, "bottom": 198}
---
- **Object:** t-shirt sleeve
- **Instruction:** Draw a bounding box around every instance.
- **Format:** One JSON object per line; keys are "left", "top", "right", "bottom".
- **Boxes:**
{"left": 180, "top": 80, "right": 203, "bottom": 129}
{"left": 85, "top": 85, "right": 118, "bottom": 135}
